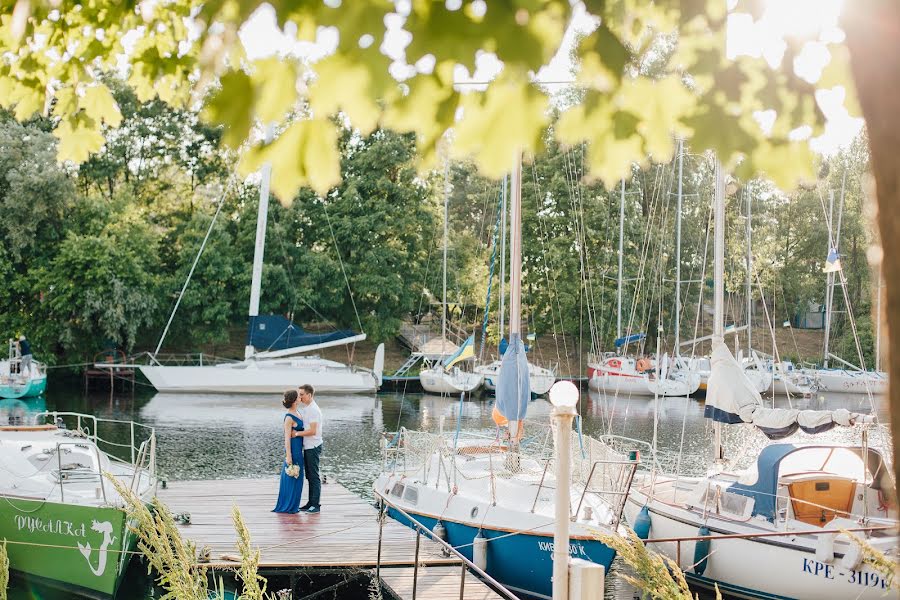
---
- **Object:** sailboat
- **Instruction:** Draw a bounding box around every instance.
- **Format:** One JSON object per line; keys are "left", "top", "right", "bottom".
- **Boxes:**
{"left": 0, "top": 339, "right": 47, "bottom": 399}
{"left": 621, "top": 161, "right": 898, "bottom": 599}
{"left": 802, "top": 182, "right": 886, "bottom": 395}
{"left": 588, "top": 162, "right": 700, "bottom": 397}
{"left": 124, "top": 131, "right": 384, "bottom": 394}
{"left": 0, "top": 410, "right": 157, "bottom": 597}
{"left": 375, "top": 153, "right": 638, "bottom": 599}
{"left": 475, "top": 174, "right": 556, "bottom": 396}
{"left": 418, "top": 167, "right": 483, "bottom": 395}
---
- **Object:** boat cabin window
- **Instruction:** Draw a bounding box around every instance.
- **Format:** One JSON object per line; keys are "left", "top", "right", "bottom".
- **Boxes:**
{"left": 390, "top": 483, "right": 405, "bottom": 497}
{"left": 786, "top": 475, "right": 855, "bottom": 526}
{"left": 688, "top": 484, "right": 754, "bottom": 519}
{"left": 402, "top": 486, "right": 419, "bottom": 505}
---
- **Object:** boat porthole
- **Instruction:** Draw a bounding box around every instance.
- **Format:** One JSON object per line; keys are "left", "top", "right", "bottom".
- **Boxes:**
{"left": 470, "top": 507, "right": 478, "bottom": 518}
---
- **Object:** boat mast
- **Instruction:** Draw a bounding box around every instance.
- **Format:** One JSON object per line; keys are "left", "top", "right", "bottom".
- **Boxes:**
{"left": 617, "top": 178, "right": 625, "bottom": 341}
{"left": 442, "top": 160, "right": 449, "bottom": 356}
{"left": 823, "top": 189, "right": 834, "bottom": 368}
{"left": 675, "top": 141, "right": 683, "bottom": 352}
{"left": 823, "top": 173, "right": 845, "bottom": 368}
{"left": 500, "top": 175, "right": 508, "bottom": 344}
{"left": 245, "top": 125, "right": 274, "bottom": 360}
{"left": 510, "top": 152, "right": 523, "bottom": 344}
{"left": 713, "top": 159, "right": 726, "bottom": 462}
{"left": 745, "top": 186, "right": 752, "bottom": 353}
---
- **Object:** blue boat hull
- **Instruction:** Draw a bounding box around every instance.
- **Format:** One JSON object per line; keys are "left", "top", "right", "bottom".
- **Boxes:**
{"left": 387, "top": 507, "right": 616, "bottom": 599}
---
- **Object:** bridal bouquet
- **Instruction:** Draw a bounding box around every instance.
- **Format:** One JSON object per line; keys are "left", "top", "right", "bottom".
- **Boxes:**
{"left": 285, "top": 463, "right": 300, "bottom": 478}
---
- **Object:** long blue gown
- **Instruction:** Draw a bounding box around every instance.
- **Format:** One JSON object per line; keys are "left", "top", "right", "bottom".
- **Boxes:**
{"left": 272, "top": 413, "right": 305, "bottom": 513}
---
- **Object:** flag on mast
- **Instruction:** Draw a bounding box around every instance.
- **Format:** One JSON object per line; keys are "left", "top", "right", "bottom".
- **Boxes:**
{"left": 443, "top": 335, "right": 474, "bottom": 370}
{"left": 823, "top": 247, "right": 842, "bottom": 273}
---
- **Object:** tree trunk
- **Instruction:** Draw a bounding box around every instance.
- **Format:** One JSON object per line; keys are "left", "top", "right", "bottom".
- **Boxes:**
{"left": 844, "top": 0, "right": 900, "bottom": 492}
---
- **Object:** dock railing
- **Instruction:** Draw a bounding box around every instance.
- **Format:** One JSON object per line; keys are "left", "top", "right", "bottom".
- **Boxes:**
{"left": 375, "top": 491, "right": 520, "bottom": 600}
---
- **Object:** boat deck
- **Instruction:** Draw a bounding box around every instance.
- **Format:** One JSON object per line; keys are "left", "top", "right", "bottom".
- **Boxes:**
{"left": 157, "top": 478, "right": 504, "bottom": 600}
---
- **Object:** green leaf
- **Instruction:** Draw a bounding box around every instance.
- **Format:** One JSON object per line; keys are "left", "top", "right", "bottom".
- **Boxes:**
{"left": 308, "top": 52, "right": 389, "bottom": 135}
{"left": 251, "top": 58, "right": 298, "bottom": 123}
{"left": 80, "top": 85, "right": 123, "bottom": 127}
{"left": 452, "top": 76, "right": 549, "bottom": 178}
{"left": 54, "top": 114, "right": 105, "bottom": 163}
{"left": 239, "top": 118, "right": 341, "bottom": 200}
{"left": 202, "top": 70, "right": 254, "bottom": 149}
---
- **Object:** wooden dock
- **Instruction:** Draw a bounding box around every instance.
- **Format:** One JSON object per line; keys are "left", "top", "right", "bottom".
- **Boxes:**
{"left": 157, "top": 478, "right": 505, "bottom": 600}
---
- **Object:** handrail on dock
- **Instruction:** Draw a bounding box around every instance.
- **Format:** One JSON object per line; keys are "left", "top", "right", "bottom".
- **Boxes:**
{"left": 376, "top": 491, "right": 519, "bottom": 600}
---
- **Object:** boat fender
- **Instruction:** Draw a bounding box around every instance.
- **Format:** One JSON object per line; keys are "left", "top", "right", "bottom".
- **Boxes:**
{"left": 693, "top": 526, "right": 711, "bottom": 576}
{"left": 840, "top": 539, "right": 864, "bottom": 570}
{"left": 472, "top": 530, "right": 488, "bottom": 571}
{"left": 433, "top": 521, "right": 451, "bottom": 557}
{"left": 633, "top": 506, "right": 652, "bottom": 540}
{"left": 816, "top": 533, "right": 835, "bottom": 563}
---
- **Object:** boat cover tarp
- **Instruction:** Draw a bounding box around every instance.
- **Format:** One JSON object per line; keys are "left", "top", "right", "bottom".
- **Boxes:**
{"left": 614, "top": 333, "right": 646, "bottom": 348}
{"left": 496, "top": 333, "right": 530, "bottom": 424}
{"left": 704, "top": 338, "right": 874, "bottom": 439}
{"left": 729, "top": 444, "right": 896, "bottom": 521}
{"left": 248, "top": 315, "right": 359, "bottom": 351}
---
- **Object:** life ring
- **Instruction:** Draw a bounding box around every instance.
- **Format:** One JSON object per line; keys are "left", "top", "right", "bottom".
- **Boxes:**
{"left": 636, "top": 358, "right": 651, "bottom": 373}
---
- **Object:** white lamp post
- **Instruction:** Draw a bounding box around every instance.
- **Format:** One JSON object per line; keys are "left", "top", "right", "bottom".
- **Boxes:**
{"left": 549, "top": 380, "right": 579, "bottom": 600}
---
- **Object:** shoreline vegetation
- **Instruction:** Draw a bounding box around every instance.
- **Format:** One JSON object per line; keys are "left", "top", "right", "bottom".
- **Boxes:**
{"left": 0, "top": 101, "right": 878, "bottom": 376}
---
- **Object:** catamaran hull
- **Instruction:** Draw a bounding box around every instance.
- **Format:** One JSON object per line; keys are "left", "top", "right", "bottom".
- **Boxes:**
{"left": 139, "top": 365, "right": 378, "bottom": 393}
{"left": 624, "top": 494, "right": 894, "bottom": 599}
{"left": 0, "top": 499, "right": 136, "bottom": 598}
{"left": 385, "top": 506, "right": 615, "bottom": 599}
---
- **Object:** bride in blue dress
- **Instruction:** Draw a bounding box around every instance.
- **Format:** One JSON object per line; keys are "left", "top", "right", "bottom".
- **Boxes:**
{"left": 273, "top": 389, "right": 305, "bottom": 513}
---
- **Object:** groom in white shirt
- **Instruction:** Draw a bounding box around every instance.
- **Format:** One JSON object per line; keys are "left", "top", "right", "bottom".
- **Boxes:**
{"left": 294, "top": 384, "right": 323, "bottom": 513}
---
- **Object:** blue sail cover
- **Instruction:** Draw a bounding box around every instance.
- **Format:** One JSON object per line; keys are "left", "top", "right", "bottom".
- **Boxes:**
{"left": 614, "top": 333, "right": 645, "bottom": 348}
{"left": 496, "top": 334, "right": 530, "bottom": 422}
{"left": 248, "top": 315, "right": 359, "bottom": 351}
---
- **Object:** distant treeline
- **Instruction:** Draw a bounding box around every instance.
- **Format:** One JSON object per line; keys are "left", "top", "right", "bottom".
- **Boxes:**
{"left": 0, "top": 80, "right": 879, "bottom": 369}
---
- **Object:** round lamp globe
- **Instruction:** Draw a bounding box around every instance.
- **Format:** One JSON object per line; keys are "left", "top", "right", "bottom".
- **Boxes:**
{"left": 549, "top": 380, "right": 579, "bottom": 408}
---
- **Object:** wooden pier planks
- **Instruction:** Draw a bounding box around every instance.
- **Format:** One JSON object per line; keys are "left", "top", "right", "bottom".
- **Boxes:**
{"left": 156, "top": 478, "right": 457, "bottom": 569}
{"left": 380, "top": 566, "right": 505, "bottom": 600}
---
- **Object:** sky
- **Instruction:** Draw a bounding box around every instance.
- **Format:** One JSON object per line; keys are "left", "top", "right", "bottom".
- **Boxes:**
{"left": 237, "top": 0, "right": 863, "bottom": 156}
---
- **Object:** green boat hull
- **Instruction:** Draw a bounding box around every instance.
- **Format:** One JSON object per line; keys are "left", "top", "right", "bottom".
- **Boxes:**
{"left": 1, "top": 496, "right": 137, "bottom": 598}
{"left": 0, "top": 375, "right": 47, "bottom": 399}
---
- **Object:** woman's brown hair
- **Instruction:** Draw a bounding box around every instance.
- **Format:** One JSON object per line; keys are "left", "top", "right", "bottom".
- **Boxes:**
{"left": 282, "top": 389, "right": 298, "bottom": 409}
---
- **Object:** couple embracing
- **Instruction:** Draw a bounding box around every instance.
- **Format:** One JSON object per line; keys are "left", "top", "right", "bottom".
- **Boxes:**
{"left": 273, "top": 384, "right": 324, "bottom": 514}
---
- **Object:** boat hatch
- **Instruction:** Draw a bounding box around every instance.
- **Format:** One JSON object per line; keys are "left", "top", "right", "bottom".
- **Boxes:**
{"left": 786, "top": 475, "right": 855, "bottom": 526}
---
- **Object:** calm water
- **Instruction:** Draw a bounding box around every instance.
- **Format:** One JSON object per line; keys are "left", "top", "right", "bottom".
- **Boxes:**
{"left": 4, "top": 379, "right": 890, "bottom": 599}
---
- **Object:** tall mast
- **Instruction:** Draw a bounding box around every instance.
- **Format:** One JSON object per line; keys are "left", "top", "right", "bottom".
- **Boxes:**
{"left": 713, "top": 159, "right": 726, "bottom": 462}
{"left": 442, "top": 161, "right": 449, "bottom": 354}
{"left": 823, "top": 190, "right": 835, "bottom": 367}
{"left": 745, "top": 186, "right": 752, "bottom": 352}
{"left": 675, "top": 141, "right": 683, "bottom": 351}
{"left": 510, "top": 152, "right": 523, "bottom": 339}
{"left": 499, "top": 175, "right": 508, "bottom": 342}
{"left": 617, "top": 178, "right": 625, "bottom": 340}
{"left": 876, "top": 268, "right": 883, "bottom": 372}
{"left": 246, "top": 125, "right": 274, "bottom": 359}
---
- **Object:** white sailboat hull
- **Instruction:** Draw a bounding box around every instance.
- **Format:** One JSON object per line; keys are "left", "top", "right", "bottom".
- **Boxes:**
{"left": 588, "top": 372, "right": 698, "bottom": 397}
{"left": 419, "top": 367, "right": 482, "bottom": 395}
{"left": 766, "top": 374, "right": 814, "bottom": 396}
{"left": 625, "top": 487, "right": 896, "bottom": 599}
{"left": 139, "top": 359, "right": 379, "bottom": 393}
{"left": 475, "top": 361, "right": 556, "bottom": 395}
{"left": 806, "top": 369, "right": 887, "bottom": 395}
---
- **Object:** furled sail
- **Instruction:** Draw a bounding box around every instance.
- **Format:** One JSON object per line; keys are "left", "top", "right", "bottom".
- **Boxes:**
{"left": 496, "top": 333, "right": 530, "bottom": 425}
{"left": 704, "top": 338, "right": 875, "bottom": 439}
